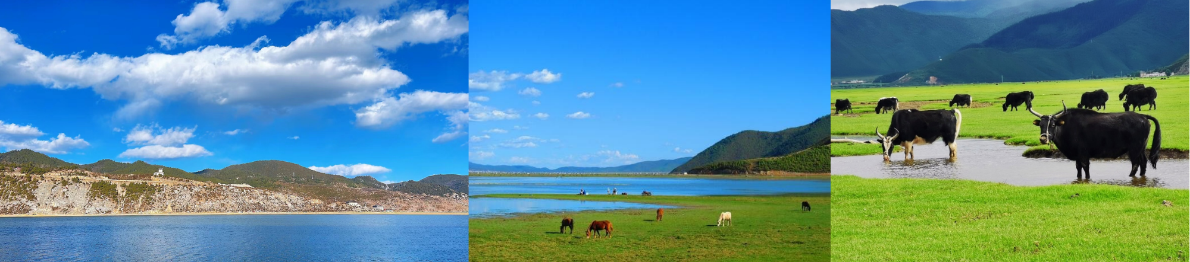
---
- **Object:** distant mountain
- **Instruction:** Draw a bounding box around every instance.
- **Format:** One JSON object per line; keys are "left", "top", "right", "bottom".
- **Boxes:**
{"left": 389, "top": 180, "right": 457, "bottom": 196}
{"left": 83, "top": 159, "right": 221, "bottom": 183}
{"left": 688, "top": 145, "right": 830, "bottom": 175}
{"left": 831, "top": 5, "right": 1007, "bottom": 78}
{"left": 195, "top": 160, "right": 368, "bottom": 189}
{"left": 420, "top": 174, "right": 468, "bottom": 194}
{"left": 1156, "top": 54, "right": 1188, "bottom": 75}
{"left": 469, "top": 157, "right": 692, "bottom": 173}
{"left": 351, "top": 176, "right": 389, "bottom": 189}
{"left": 900, "top": 0, "right": 1188, "bottom": 84}
{"left": 900, "top": 0, "right": 1089, "bottom": 19}
{"left": 671, "top": 116, "right": 830, "bottom": 174}
{"left": 0, "top": 149, "right": 77, "bottom": 168}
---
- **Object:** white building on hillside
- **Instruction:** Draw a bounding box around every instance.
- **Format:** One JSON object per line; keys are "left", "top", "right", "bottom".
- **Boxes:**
{"left": 153, "top": 168, "right": 164, "bottom": 176}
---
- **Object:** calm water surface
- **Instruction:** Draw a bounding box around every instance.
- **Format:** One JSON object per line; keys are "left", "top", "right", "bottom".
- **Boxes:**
{"left": 831, "top": 137, "right": 1189, "bottom": 189}
{"left": 0, "top": 215, "right": 467, "bottom": 261}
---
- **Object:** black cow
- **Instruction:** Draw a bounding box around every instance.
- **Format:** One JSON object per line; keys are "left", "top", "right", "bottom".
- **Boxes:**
{"left": 875, "top": 108, "right": 962, "bottom": 162}
{"left": 1029, "top": 102, "right": 1160, "bottom": 179}
{"left": 1076, "top": 89, "right": 1108, "bottom": 110}
{"left": 801, "top": 201, "right": 811, "bottom": 212}
{"left": 1123, "top": 86, "right": 1157, "bottom": 111}
{"left": 1002, "top": 91, "right": 1034, "bottom": 111}
{"left": 949, "top": 94, "right": 971, "bottom": 107}
{"left": 1118, "top": 84, "right": 1144, "bottom": 101}
{"left": 874, "top": 97, "right": 899, "bottom": 114}
{"left": 835, "top": 99, "right": 852, "bottom": 114}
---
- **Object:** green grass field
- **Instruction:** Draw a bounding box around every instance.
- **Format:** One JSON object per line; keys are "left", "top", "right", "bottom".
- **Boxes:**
{"left": 831, "top": 175, "right": 1189, "bottom": 261}
{"left": 469, "top": 194, "right": 830, "bottom": 261}
{"left": 830, "top": 76, "right": 1188, "bottom": 156}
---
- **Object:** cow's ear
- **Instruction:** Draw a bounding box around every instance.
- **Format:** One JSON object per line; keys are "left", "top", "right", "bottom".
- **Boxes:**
{"left": 1032, "top": 120, "right": 1040, "bottom": 126}
{"left": 1057, "top": 120, "right": 1065, "bottom": 126}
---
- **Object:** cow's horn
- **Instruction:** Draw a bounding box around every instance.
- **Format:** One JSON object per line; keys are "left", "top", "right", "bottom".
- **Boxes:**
{"left": 1054, "top": 101, "right": 1068, "bottom": 118}
{"left": 875, "top": 127, "right": 884, "bottom": 139}
{"left": 889, "top": 128, "right": 900, "bottom": 140}
{"left": 1028, "top": 107, "right": 1043, "bottom": 118}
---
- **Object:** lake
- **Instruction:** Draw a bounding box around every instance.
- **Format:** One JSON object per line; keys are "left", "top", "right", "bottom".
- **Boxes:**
{"left": 831, "top": 138, "right": 1189, "bottom": 189}
{"left": 469, "top": 198, "right": 673, "bottom": 218}
{"left": 0, "top": 215, "right": 467, "bottom": 261}
{"left": 469, "top": 176, "right": 830, "bottom": 196}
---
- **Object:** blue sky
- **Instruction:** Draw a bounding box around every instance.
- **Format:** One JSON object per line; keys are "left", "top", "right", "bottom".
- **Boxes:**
{"left": 468, "top": 0, "right": 829, "bottom": 168}
{"left": 0, "top": 0, "right": 468, "bottom": 182}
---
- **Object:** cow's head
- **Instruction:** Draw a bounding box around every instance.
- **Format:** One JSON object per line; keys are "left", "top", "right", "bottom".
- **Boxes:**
{"left": 875, "top": 127, "right": 900, "bottom": 161}
{"left": 1029, "top": 101, "right": 1067, "bottom": 145}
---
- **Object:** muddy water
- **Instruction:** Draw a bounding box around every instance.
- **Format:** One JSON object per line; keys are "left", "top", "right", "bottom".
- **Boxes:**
{"left": 831, "top": 137, "right": 1189, "bottom": 189}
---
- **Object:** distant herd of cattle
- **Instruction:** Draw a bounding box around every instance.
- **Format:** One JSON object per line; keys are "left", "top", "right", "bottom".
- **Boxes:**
{"left": 560, "top": 200, "right": 812, "bottom": 239}
{"left": 837, "top": 83, "right": 1162, "bottom": 179}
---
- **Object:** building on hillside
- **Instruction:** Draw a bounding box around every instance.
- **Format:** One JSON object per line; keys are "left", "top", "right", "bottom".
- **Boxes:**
{"left": 1140, "top": 71, "right": 1168, "bottom": 77}
{"left": 153, "top": 168, "right": 164, "bottom": 177}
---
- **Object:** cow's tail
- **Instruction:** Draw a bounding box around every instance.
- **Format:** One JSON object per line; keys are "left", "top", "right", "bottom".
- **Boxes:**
{"left": 1144, "top": 114, "right": 1161, "bottom": 168}
{"left": 952, "top": 108, "right": 962, "bottom": 140}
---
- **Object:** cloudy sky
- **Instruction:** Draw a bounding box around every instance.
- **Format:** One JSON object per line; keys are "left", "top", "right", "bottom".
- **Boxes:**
{"left": 832, "top": 0, "right": 921, "bottom": 11}
{"left": 0, "top": 0, "right": 468, "bottom": 182}
{"left": 468, "top": 0, "right": 829, "bottom": 168}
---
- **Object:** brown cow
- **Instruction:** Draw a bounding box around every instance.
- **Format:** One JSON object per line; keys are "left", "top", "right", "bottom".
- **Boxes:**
{"left": 560, "top": 217, "right": 574, "bottom": 234}
{"left": 586, "top": 220, "right": 613, "bottom": 239}
{"left": 656, "top": 208, "right": 664, "bottom": 222}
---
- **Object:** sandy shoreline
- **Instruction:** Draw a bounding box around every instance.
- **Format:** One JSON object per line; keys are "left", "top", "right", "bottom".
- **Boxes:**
{"left": 0, "top": 211, "right": 468, "bottom": 218}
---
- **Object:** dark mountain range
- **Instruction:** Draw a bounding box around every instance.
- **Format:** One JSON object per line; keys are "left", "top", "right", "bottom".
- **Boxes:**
{"left": 687, "top": 145, "right": 830, "bottom": 175}
{"left": 0, "top": 149, "right": 77, "bottom": 169}
{"left": 671, "top": 116, "right": 830, "bottom": 174}
{"left": 469, "top": 157, "right": 692, "bottom": 173}
{"left": 420, "top": 174, "right": 468, "bottom": 194}
{"left": 831, "top": 5, "right": 1007, "bottom": 78}
{"left": 900, "top": 0, "right": 1089, "bottom": 19}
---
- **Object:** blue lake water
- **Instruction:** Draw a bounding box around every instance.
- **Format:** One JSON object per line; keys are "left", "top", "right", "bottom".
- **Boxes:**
{"left": 469, "top": 176, "right": 830, "bottom": 196}
{"left": 470, "top": 198, "right": 673, "bottom": 218}
{"left": 0, "top": 215, "right": 467, "bottom": 261}
{"left": 470, "top": 176, "right": 828, "bottom": 217}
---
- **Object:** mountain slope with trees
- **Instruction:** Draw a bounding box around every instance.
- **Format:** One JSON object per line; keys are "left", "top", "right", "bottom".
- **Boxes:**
{"left": 671, "top": 116, "right": 830, "bottom": 174}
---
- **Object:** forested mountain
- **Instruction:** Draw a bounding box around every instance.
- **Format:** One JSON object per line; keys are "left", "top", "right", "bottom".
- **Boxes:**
{"left": 0, "top": 149, "right": 77, "bottom": 169}
{"left": 687, "top": 145, "right": 830, "bottom": 175}
{"left": 671, "top": 116, "right": 830, "bottom": 174}
{"left": 83, "top": 159, "right": 220, "bottom": 183}
{"left": 420, "top": 174, "right": 468, "bottom": 194}
{"left": 831, "top": 5, "right": 1007, "bottom": 78}
{"left": 900, "top": 0, "right": 1089, "bottom": 19}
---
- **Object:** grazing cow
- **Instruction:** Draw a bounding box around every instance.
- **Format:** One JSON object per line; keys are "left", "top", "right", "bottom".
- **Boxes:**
{"left": 586, "top": 220, "right": 613, "bottom": 239}
{"left": 949, "top": 94, "right": 971, "bottom": 107}
{"left": 874, "top": 97, "right": 899, "bottom": 114}
{"left": 1002, "top": 91, "right": 1034, "bottom": 111}
{"left": 875, "top": 109, "right": 962, "bottom": 162}
{"left": 621, "top": 193, "right": 628, "bottom": 195}
{"left": 801, "top": 201, "right": 811, "bottom": 212}
{"left": 641, "top": 191, "right": 652, "bottom": 196}
{"left": 717, "top": 212, "right": 732, "bottom": 227}
{"left": 1119, "top": 84, "right": 1144, "bottom": 101}
{"left": 656, "top": 208, "right": 664, "bottom": 222}
{"left": 835, "top": 99, "right": 853, "bottom": 114}
{"left": 1029, "top": 102, "right": 1161, "bottom": 179}
{"left": 561, "top": 217, "right": 575, "bottom": 234}
{"left": 1123, "top": 86, "right": 1158, "bottom": 111}
{"left": 1077, "top": 89, "right": 1109, "bottom": 110}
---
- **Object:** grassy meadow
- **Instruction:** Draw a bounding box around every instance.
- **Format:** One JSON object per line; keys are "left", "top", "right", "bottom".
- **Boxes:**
{"left": 831, "top": 175, "right": 1189, "bottom": 261}
{"left": 469, "top": 194, "right": 830, "bottom": 261}
{"left": 830, "top": 76, "right": 1188, "bottom": 156}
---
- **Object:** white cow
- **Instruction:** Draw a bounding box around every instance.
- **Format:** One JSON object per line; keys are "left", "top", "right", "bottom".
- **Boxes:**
{"left": 717, "top": 212, "right": 732, "bottom": 227}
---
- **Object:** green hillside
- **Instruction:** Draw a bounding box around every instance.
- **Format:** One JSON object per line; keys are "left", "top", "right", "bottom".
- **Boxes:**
{"left": 671, "top": 116, "right": 830, "bottom": 174}
{"left": 831, "top": 5, "right": 1007, "bottom": 78}
{"left": 0, "top": 149, "right": 78, "bottom": 169}
{"left": 903, "top": 0, "right": 1188, "bottom": 84}
{"left": 900, "top": 0, "right": 1089, "bottom": 19}
{"left": 196, "top": 160, "right": 367, "bottom": 189}
{"left": 82, "top": 159, "right": 222, "bottom": 183}
{"left": 687, "top": 145, "right": 830, "bottom": 175}
{"left": 1156, "top": 54, "right": 1188, "bottom": 75}
{"left": 389, "top": 180, "right": 457, "bottom": 196}
{"left": 419, "top": 174, "right": 467, "bottom": 194}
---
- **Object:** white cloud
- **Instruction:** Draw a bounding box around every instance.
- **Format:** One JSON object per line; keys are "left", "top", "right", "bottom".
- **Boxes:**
{"left": 470, "top": 134, "right": 490, "bottom": 143}
{"left": 432, "top": 130, "right": 465, "bottom": 143}
{"left": 0, "top": 121, "right": 90, "bottom": 154}
{"left": 518, "top": 87, "right": 541, "bottom": 97}
{"left": 831, "top": 0, "right": 917, "bottom": 11}
{"left": 298, "top": 0, "right": 406, "bottom": 17}
{"left": 289, "top": 136, "right": 300, "bottom": 140}
{"left": 525, "top": 69, "right": 561, "bottom": 83}
{"left": 308, "top": 163, "right": 391, "bottom": 177}
{"left": 354, "top": 90, "right": 468, "bottom": 129}
{"left": 673, "top": 147, "right": 694, "bottom": 154}
{"left": 468, "top": 70, "right": 522, "bottom": 91}
{"left": 431, "top": 110, "right": 469, "bottom": 143}
{"left": 485, "top": 128, "right": 507, "bottom": 134}
{"left": 472, "top": 96, "right": 490, "bottom": 102}
{"left": 566, "top": 111, "right": 591, "bottom": 119}
{"left": 499, "top": 141, "right": 537, "bottom": 148}
{"left": 0, "top": 9, "right": 467, "bottom": 119}
{"left": 576, "top": 92, "right": 594, "bottom": 99}
{"left": 513, "top": 125, "right": 528, "bottom": 130}
{"left": 498, "top": 136, "right": 554, "bottom": 148}
{"left": 469, "top": 150, "right": 494, "bottom": 160}
{"left": 118, "top": 144, "right": 213, "bottom": 159}
{"left": 596, "top": 150, "right": 640, "bottom": 164}
{"left": 119, "top": 124, "right": 211, "bottom": 159}
{"left": 223, "top": 129, "right": 246, "bottom": 135}
{"left": 533, "top": 113, "right": 549, "bottom": 120}
{"left": 509, "top": 156, "right": 531, "bottom": 163}
{"left": 469, "top": 102, "right": 520, "bottom": 121}
{"left": 610, "top": 82, "right": 624, "bottom": 88}
{"left": 112, "top": 127, "right": 123, "bottom": 132}
{"left": 531, "top": 100, "right": 540, "bottom": 106}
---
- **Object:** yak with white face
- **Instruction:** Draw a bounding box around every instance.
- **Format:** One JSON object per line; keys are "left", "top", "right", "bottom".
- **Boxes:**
{"left": 875, "top": 109, "right": 962, "bottom": 162}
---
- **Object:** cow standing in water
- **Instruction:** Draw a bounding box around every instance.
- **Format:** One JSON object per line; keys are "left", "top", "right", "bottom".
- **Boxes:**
{"left": 560, "top": 217, "right": 575, "bottom": 234}
{"left": 586, "top": 220, "right": 613, "bottom": 239}
{"left": 656, "top": 208, "right": 664, "bottom": 222}
{"left": 1029, "top": 102, "right": 1161, "bottom": 179}
{"left": 836, "top": 99, "right": 853, "bottom": 114}
{"left": 875, "top": 109, "right": 963, "bottom": 162}
{"left": 801, "top": 201, "right": 811, "bottom": 212}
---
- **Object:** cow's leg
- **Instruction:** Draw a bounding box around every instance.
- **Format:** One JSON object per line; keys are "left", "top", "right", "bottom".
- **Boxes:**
{"left": 1082, "top": 160, "right": 1090, "bottom": 179}
{"left": 1075, "top": 161, "right": 1083, "bottom": 179}
{"left": 948, "top": 142, "right": 958, "bottom": 161}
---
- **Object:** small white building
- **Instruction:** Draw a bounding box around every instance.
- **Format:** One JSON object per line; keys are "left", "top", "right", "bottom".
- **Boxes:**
{"left": 1140, "top": 71, "right": 1168, "bottom": 77}
{"left": 153, "top": 168, "right": 164, "bottom": 177}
